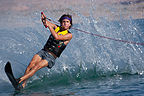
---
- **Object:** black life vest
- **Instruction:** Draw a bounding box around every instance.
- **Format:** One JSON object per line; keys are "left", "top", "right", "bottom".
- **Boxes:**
{"left": 43, "top": 27, "right": 70, "bottom": 57}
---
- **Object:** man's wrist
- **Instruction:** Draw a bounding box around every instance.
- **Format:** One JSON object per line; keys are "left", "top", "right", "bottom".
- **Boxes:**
{"left": 42, "top": 17, "right": 46, "bottom": 21}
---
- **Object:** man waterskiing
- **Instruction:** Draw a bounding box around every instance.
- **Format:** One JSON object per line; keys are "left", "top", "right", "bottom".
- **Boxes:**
{"left": 17, "top": 12, "right": 73, "bottom": 88}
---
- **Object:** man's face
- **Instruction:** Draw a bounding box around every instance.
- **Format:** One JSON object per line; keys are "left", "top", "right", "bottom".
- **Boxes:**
{"left": 61, "top": 19, "right": 71, "bottom": 30}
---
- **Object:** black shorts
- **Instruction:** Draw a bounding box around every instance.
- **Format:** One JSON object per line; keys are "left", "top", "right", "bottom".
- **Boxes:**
{"left": 36, "top": 49, "right": 56, "bottom": 69}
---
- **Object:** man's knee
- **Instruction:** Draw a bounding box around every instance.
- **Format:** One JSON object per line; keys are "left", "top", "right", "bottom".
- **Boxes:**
{"left": 33, "top": 64, "right": 40, "bottom": 71}
{"left": 29, "top": 60, "right": 36, "bottom": 66}
{"left": 38, "top": 60, "right": 48, "bottom": 69}
{"left": 31, "top": 60, "right": 48, "bottom": 71}
{"left": 29, "top": 54, "right": 41, "bottom": 67}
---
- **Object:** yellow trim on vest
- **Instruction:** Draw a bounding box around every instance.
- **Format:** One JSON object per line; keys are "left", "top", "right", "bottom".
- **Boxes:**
{"left": 55, "top": 27, "right": 68, "bottom": 35}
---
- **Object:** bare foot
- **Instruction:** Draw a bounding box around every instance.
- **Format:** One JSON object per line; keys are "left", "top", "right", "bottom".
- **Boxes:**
{"left": 22, "top": 80, "right": 27, "bottom": 88}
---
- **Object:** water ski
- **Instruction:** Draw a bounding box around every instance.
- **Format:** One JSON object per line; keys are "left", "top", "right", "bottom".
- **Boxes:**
{"left": 5, "top": 62, "right": 21, "bottom": 90}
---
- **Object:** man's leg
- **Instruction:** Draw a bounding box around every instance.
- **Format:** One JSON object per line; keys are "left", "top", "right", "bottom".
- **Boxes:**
{"left": 20, "top": 54, "right": 42, "bottom": 87}
{"left": 19, "top": 58, "right": 49, "bottom": 87}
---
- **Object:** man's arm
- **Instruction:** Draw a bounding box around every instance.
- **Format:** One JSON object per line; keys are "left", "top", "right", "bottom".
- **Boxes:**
{"left": 41, "top": 12, "right": 72, "bottom": 42}
{"left": 48, "top": 26, "right": 72, "bottom": 41}
{"left": 41, "top": 12, "right": 57, "bottom": 29}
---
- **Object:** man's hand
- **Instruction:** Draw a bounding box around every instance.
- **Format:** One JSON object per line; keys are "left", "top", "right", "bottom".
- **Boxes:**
{"left": 41, "top": 12, "right": 57, "bottom": 29}
{"left": 41, "top": 12, "right": 48, "bottom": 28}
